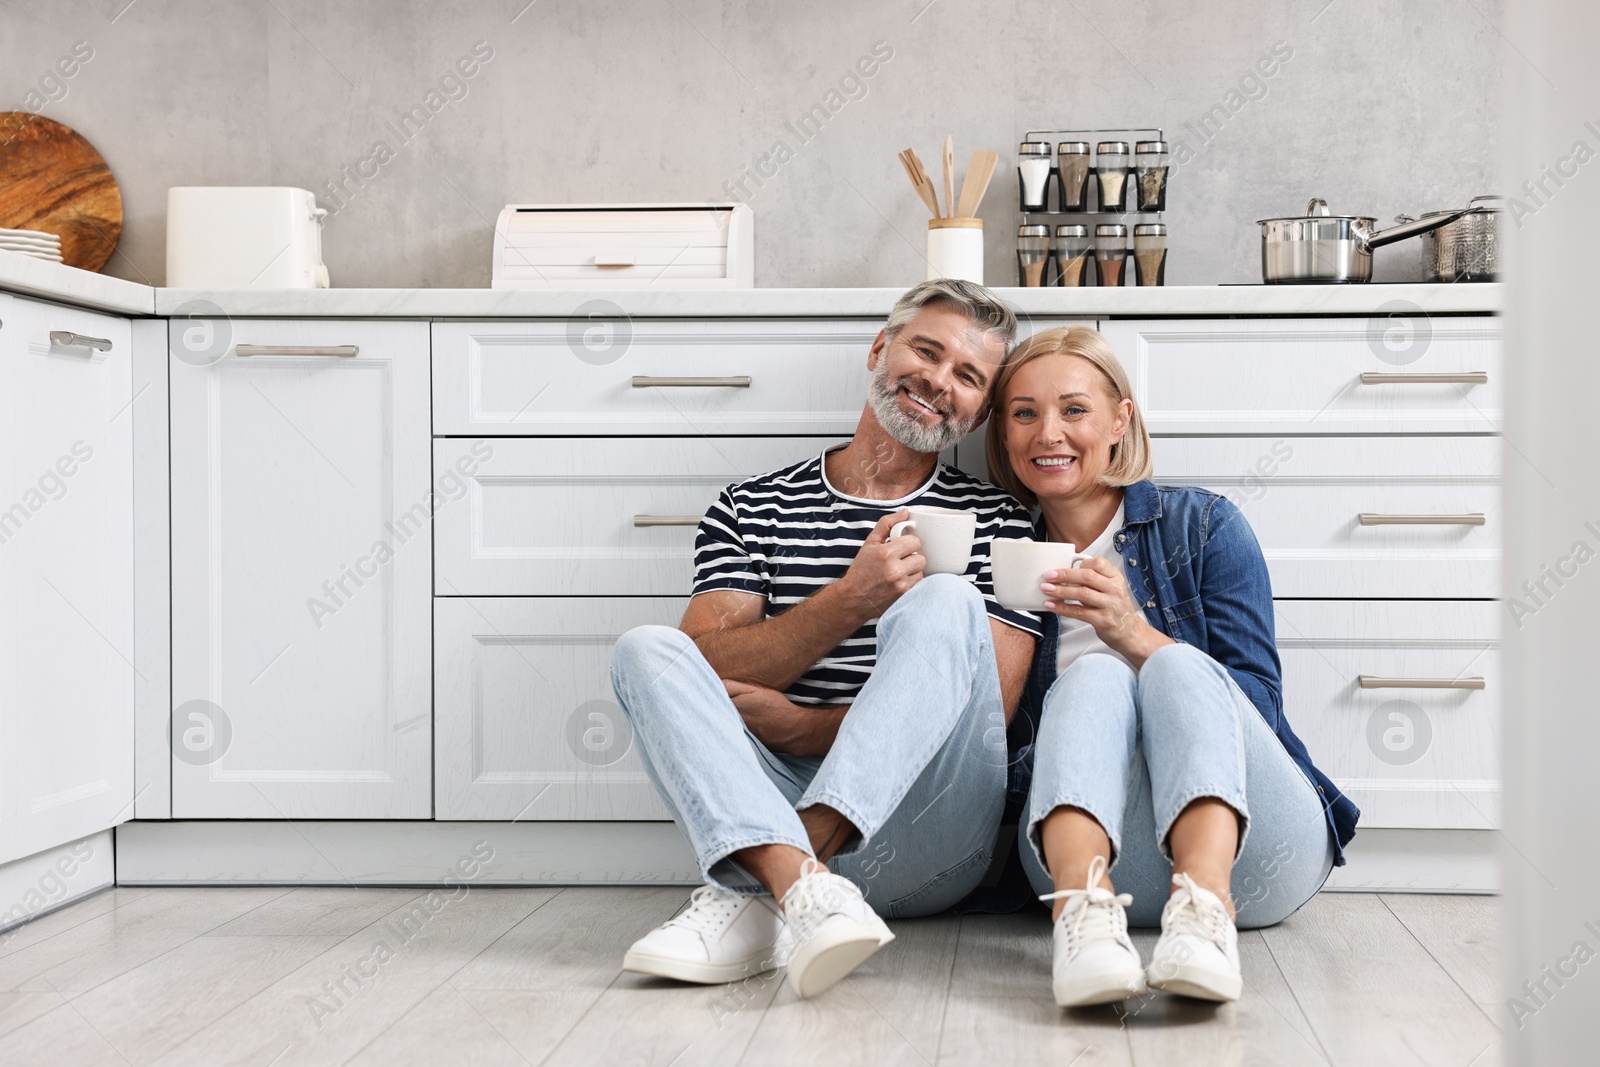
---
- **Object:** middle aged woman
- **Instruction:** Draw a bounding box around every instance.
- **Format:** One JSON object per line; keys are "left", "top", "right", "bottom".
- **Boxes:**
{"left": 984, "top": 325, "right": 1358, "bottom": 1008}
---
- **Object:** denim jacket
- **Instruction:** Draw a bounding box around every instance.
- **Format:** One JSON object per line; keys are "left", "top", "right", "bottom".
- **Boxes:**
{"left": 1008, "top": 480, "right": 1359, "bottom": 866}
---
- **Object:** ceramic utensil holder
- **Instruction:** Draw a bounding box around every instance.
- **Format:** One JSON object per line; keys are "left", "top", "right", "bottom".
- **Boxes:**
{"left": 926, "top": 217, "right": 984, "bottom": 283}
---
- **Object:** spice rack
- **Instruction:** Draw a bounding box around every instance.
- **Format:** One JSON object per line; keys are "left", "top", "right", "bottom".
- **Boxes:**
{"left": 1017, "top": 127, "right": 1168, "bottom": 287}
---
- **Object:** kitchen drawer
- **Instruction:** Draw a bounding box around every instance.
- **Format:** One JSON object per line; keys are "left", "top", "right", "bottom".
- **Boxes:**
{"left": 1099, "top": 316, "right": 1500, "bottom": 434}
{"left": 1275, "top": 600, "right": 1499, "bottom": 830}
{"left": 434, "top": 596, "right": 681, "bottom": 820}
{"left": 432, "top": 318, "right": 877, "bottom": 435}
{"left": 434, "top": 436, "right": 846, "bottom": 596}
{"left": 1154, "top": 436, "right": 1499, "bottom": 598}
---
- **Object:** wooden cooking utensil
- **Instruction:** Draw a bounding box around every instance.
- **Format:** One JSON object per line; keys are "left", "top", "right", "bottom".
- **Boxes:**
{"left": 0, "top": 113, "right": 122, "bottom": 272}
{"left": 899, "top": 148, "right": 941, "bottom": 219}
{"left": 956, "top": 150, "right": 999, "bottom": 218}
{"left": 943, "top": 135, "right": 955, "bottom": 220}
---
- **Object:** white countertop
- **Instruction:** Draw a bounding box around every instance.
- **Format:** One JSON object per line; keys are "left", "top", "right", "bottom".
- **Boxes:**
{"left": 0, "top": 249, "right": 1501, "bottom": 319}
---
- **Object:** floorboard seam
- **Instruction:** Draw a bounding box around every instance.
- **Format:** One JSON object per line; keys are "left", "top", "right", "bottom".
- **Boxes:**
{"left": 335, "top": 886, "right": 570, "bottom": 1067}
{"left": 1376, "top": 894, "right": 1507, "bottom": 1035}
{"left": 1258, "top": 924, "right": 1339, "bottom": 1065}
{"left": 931, "top": 915, "right": 961, "bottom": 1064}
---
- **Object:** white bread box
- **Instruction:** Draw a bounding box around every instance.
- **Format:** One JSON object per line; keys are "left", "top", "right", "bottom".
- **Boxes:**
{"left": 166, "top": 186, "right": 330, "bottom": 288}
{"left": 491, "top": 203, "right": 753, "bottom": 289}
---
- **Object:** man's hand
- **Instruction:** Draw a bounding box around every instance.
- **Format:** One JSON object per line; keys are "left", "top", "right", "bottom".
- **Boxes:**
{"left": 724, "top": 680, "right": 844, "bottom": 758}
{"left": 833, "top": 509, "right": 926, "bottom": 620}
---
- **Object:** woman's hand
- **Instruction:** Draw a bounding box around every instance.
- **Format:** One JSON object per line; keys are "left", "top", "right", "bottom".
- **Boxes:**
{"left": 723, "top": 680, "right": 844, "bottom": 757}
{"left": 1041, "top": 557, "right": 1174, "bottom": 670}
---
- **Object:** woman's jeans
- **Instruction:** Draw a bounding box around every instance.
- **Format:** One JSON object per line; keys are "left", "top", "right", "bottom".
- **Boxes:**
{"left": 610, "top": 574, "right": 1009, "bottom": 919}
{"left": 1020, "top": 643, "right": 1335, "bottom": 929}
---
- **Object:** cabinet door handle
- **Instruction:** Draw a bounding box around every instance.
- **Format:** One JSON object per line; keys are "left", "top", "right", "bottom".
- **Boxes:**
{"left": 631, "top": 376, "right": 752, "bottom": 388}
{"left": 1358, "top": 513, "right": 1485, "bottom": 526}
{"left": 235, "top": 344, "right": 359, "bottom": 357}
{"left": 633, "top": 515, "right": 702, "bottom": 527}
{"left": 49, "top": 330, "right": 113, "bottom": 352}
{"left": 1359, "top": 371, "right": 1488, "bottom": 385}
{"left": 1359, "top": 675, "right": 1486, "bottom": 690}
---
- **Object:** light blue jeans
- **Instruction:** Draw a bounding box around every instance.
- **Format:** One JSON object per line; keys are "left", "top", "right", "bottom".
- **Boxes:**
{"left": 610, "top": 574, "right": 1009, "bottom": 918}
{"left": 1020, "top": 643, "right": 1336, "bottom": 929}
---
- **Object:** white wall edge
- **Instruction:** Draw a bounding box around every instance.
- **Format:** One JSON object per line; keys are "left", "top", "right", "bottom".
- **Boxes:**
{"left": 114, "top": 820, "right": 1496, "bottom": 893}
{"left": 1321, "top": 827, "right": 1497, "bottom": 894}
{"left": 132, "top": 317, "right": 171, "bottom": 819}
{"left": 114, "top": 820, "right": 701, "bottom": 886}
{"left": 0, "top": 830, "right": 116, "bottom": 936}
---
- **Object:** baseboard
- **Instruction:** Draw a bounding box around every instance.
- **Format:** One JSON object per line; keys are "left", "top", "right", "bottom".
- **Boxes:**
{"left": 1321, "top": 827, "right": 1497, "bottom": 894}
{"left": 0, "top": 830, "right": 116, "bottom": 936}
{"left": 114, "top": 820, "right": 1498, "bottom": 893}
{"left": 114, "top": 820, "right": 701, "bottom": 886}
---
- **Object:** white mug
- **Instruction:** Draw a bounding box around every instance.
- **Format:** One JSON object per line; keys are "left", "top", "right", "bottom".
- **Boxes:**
{"left": 991, "top": 539, "right": 1088, "bottom": 611}
{"left": 889, "top": 506, "right": 976, "bottom": 576}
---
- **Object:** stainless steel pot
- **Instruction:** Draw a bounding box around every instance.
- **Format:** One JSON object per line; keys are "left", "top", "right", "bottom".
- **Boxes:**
{"left": 1403, "top": 195, "right": 1501, "bottom": 282}
{"left": 1258, "top": 198, "right": 1470, "bottom": 283}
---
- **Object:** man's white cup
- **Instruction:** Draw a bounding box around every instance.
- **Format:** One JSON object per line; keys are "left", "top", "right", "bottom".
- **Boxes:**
{"left": 889, "top": 506, "right": 976, "bottom": 576}
{"left": 991, "top": 539, "right": 1088, "bottom": 611}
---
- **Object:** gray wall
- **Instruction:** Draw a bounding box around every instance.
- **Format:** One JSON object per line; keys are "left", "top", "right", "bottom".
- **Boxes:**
{"left": 1, "top": 0, "right": 1501, "bottom": 289}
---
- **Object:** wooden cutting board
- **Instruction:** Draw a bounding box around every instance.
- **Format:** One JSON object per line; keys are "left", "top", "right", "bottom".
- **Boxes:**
{"left": 0, "top": 112, "right": 122, "bottom": 272}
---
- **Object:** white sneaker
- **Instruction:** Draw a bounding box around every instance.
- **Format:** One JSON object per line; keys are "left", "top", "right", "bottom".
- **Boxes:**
{"left": 780, "top": 859, "right": 895, "bottom": 999}
{"left": 623, "top": 884, "right": 785, "bottom": 984}
{"left": 1146, "top": 872, "right": 1242, "bottom": 1002}
{"left": 1039, "top": 854, "right": 1147, "bottom": 1007}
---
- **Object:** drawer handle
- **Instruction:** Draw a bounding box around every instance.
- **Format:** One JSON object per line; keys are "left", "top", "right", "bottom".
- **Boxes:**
{"left": 1359, "top": 371, "right": 1488, "bottom": 385}
{"left": 631, "top": 376, "right": 752, "bottom": 388}
{"left": 235, "top": 344, "right": 359, "bottom": 358}
{"left": 49, "top": 330, "right": 113, "bottom": 352}
{"left": 1358, "top": 513, "right": 1485, "bottom": 526}
{"left": 595, "top": 252, "right": 636, "bottom": 267}
{"left": 633, "top": 515, "right": 702, "bottom": 527}
{"left": 1359, "top": 675, "right": 1486, "bottom": 690}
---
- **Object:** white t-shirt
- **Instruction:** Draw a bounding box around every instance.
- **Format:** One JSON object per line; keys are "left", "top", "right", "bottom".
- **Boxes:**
{"left": 1054, "top": 501, "right": 1131, "bottom": 677}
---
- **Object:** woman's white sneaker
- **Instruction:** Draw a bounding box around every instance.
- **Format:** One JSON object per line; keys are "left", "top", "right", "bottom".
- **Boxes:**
{"left": 1146, "top": 872, "right": 1242, "bottom": 1002}
{"left": 780, "top": 859, "right": 895, "bottom": 999}
{"left": 1040, "top": 855, "right": 1147, "bottom": 1007}
{"left": 623, "top": 884, "right": 785, "bottom": 984}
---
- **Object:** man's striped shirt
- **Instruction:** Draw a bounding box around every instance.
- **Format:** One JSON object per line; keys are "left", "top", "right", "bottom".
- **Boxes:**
{"left": 692, "top": 446, "right": 1042, "bottom": 707}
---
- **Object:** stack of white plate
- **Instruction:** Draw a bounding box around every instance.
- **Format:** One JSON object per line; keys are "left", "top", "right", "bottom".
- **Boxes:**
{"left": 0, "top": 228, "right": 64, "bottom": 263}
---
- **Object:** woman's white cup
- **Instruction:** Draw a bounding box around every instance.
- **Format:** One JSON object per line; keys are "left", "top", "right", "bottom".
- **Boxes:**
{"left": 991, "top": 539, "right": 1088, "bottom": 611}
{"left": 889, "top": 506, "right": 976, "bottom": 575}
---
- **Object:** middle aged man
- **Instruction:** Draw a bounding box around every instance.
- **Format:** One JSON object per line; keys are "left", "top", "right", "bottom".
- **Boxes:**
{"left": 609, "top": 279, "right": 1039, "bottom": 998}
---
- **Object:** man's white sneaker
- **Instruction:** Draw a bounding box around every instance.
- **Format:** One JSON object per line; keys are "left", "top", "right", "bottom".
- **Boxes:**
{"left": 1040, "top": 854, "right": 1147, "bottom": 1007}
{"left": 623, "top": 884, "right": 785, "bottom": 984}
{"left": 780, "top": 859, "right": 895, "bottom": 999}
{"left": 1146, "top": 872, "right": 1242, "bottom": 1002}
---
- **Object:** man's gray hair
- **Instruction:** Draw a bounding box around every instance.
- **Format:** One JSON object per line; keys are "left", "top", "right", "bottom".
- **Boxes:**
{"left": 883, "top": 279, "right": 1018, "bottom": 350}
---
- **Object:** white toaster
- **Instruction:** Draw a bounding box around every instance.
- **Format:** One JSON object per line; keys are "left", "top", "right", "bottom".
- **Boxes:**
{"left": 166, "top": 186, "right": 330, "bottom": 288}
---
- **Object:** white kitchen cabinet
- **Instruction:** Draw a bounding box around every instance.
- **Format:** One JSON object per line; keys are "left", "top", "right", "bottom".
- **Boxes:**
{"left": 1099, "top": 316, "right": 1501, "bottom": 435}
{"left": 1275, "top": 600, "right": 1499, "bottom": 829}
{"left": 0, "top": 296, "right": 136, "bottom": 864}
{"left": 433, "top": 436, "right": 848, "bottom": 597}
{"left": 432, "top": 319, "right": 878, "bottom": 436}
{"left": 169, "top": 320, "right": 432, "bottom": 818}
{"left": 1153, "top": 435, "right": 1500, "bottom": 598}
{"left": 434, "top": 596, "right": 681, "bottom": 820}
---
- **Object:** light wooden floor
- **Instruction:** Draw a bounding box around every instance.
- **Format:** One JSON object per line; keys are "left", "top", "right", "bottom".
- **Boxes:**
{"left": 0, "top": 885, "right": 1502, "bottom": 1066}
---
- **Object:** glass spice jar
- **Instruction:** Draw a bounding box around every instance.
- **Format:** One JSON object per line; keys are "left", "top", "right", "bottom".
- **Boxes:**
{"left": 1054, "top": 224, "right": 1091, "bottom": 286}
{"left": 1094, "top": 223, "right": 1129, "bottom": 287}
{"left": 1017, "top": 224, "right": 1050, "bottom": 286}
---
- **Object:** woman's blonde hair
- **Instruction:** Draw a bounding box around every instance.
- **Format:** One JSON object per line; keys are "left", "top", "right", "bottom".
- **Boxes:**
{"left": 984, "top": 325, "right": 1153, "bottom": 507}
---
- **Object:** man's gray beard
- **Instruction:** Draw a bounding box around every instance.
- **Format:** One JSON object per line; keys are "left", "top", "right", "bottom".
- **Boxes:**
{"left": 866, "top": 362, "right": 977, "bottom": 454}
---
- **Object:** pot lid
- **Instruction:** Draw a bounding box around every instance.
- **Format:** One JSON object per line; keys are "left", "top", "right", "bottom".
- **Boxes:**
{"left": 1257, "top": 197, "right": 1376, "bottom": 225}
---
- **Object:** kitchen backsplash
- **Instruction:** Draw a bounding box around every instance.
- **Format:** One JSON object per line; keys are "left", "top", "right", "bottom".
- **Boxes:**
{"left": 1, "top": 0, "right": 1502, "bottom": 288}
